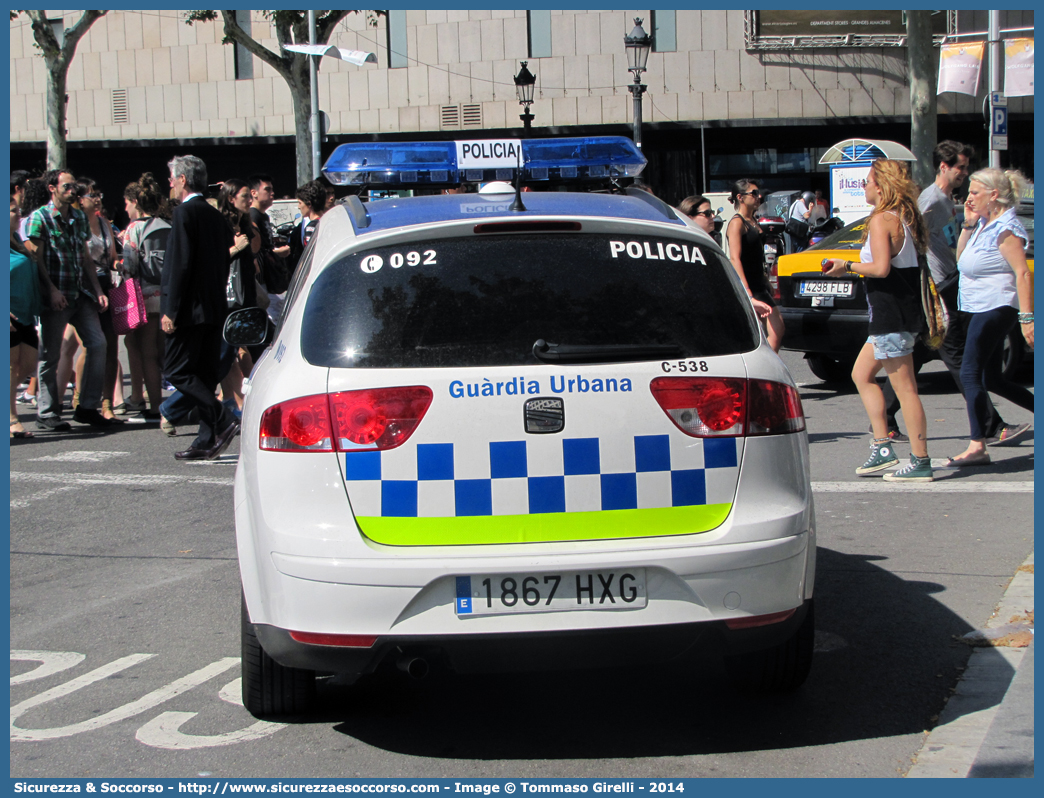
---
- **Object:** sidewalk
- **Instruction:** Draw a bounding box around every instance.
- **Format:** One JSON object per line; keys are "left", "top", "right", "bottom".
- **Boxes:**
{"left": 906, "top": 551, "right": 1034, "bottom": 778}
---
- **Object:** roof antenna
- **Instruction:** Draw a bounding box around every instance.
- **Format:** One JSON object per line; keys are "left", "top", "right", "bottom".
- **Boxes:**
{"left": 510, "top": 147, "right": 527, "bottom": 212}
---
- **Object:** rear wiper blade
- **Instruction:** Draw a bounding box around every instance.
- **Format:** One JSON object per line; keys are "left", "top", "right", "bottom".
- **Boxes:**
{"left": 532, "top": 339, "right": 685, "bottom": 364}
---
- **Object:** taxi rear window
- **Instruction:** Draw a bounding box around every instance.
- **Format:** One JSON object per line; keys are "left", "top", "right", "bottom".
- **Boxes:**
{"left": 300, "top": 233, "right": 759, "bottom": 368}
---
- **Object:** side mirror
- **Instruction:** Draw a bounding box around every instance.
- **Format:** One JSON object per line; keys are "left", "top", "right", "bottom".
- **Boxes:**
{"left": 223, "top": 307, "right": 271, "bottom": 347}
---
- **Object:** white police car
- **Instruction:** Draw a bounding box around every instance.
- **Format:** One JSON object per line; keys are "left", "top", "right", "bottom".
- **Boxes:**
{"left": 225, "top": 137, "right": 816, "bottom": 717}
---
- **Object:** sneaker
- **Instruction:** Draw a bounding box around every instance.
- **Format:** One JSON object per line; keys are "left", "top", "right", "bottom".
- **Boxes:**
{"left": 114, "top": 399, "right": 146, "bottom": 415}
{"left": 72, "top": 406, "right": 116, "bottom": 428}
{"left": 856, "top": 440, "right": 900, "bottom": 475}
{"left": 883, "top": 454, "right": 934, "bottom": 482}
{"left": 868, "top": 423, "right": 909, "bottom": 443}
{"left": 16, "top": 391, "right": 36, "bottom": 406}
{"left": 36, "top": 416, "right": 71, "bottom": 432}
{"left": 987, "top": 422, "right": 1032, "bottom": 447}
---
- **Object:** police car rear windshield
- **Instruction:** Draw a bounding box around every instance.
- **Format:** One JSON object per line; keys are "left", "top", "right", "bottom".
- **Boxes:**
{"left": 300, "top": 233, "right": 758, "bottom": 368}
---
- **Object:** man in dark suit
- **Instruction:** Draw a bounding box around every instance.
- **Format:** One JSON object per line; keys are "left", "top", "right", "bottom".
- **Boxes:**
{"left": 160, "top": 155, "right": 238, "bottom": 461}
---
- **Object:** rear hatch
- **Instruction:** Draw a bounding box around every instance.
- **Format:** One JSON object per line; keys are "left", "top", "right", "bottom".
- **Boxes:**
{"left": 303, "top": 226, "right": 770, "bottom": 546}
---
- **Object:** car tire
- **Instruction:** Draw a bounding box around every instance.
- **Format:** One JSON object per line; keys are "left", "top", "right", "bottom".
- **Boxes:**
{"left": 241, "top": 595, "right": 316, "bottom": 718}
{"left": 1002, "top": 328, "right": 1024, "bottom": 381}
{"left": 805, "top": 354, "right": 853, "bottom": 384}
{"left": 724, "top": 599, "right": 814, "bottom": 693}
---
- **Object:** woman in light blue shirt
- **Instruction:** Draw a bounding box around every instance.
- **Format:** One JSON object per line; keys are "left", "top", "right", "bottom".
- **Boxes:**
{"left": 949, "top": 168, "right": 1034, "bottom": 465}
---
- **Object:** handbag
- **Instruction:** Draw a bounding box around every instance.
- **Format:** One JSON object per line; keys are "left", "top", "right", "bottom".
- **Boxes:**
{"left": 108, "top": 277, "right": 147, "bottom": 334}
{"left": 785, "top": 216, "right": 810, "bottom": 241}
{"left": 919, "top": 253, "right": 949, "bottom": 350}
{"left": 227, "top": 260, "right": 246, "bottom": 309}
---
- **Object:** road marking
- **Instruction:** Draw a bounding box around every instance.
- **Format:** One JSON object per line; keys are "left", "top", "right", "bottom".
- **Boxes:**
{"left": 135, "top": 679, "right": 286, "bottom": 750}
{"left": 10, "top": 651, "right": 86, "bottom": 685}
{"left": 10, "top": 472, "right": 234, "bottom": 509}
{"left": 9, "top": 485, "right": 80, "bottom": 509}
{"left": 11, "top": 655, "right": 237, "bottom": 741}
{"left": 29, "top": 451, "right": 129, "bottom": 463}
{"left": 812, "top": 481, "right": 1033, "bottom": 493}
{"left": 10, "top": 472, "right": 234, "bottom": 487}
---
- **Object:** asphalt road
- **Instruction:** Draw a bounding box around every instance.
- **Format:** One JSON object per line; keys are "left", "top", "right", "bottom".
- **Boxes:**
{"left": 9, "top": 350, "right": 1034, "bottom": 778}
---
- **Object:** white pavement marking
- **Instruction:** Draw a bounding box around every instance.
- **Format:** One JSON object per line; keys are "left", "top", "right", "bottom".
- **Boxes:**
{"left": 135, "top": 710, "right": 287, "bottom": 750}
{"left": 29, "top": 451, "right": 129, "bottom": 463}
{"left": 9, "top": 472, "right": 234, "bottom": 509}
{"left": 812, "top": 481, "right": 1033, "bottom": 493}
{"left": 10, "top": 651, "right": 87, "bottom": 686}
{"left": 9, "top": 485, "right": 80, "bottom": 509}
{"left": 11, "top": 656, "right": 238, "bottom": 741}
{"left": 10, "top": 472, "right": 234, "bottom": 487}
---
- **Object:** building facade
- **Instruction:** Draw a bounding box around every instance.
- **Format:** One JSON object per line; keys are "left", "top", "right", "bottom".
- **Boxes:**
{"left": 10, "top": 9, "right": 1034, "bottom": 212}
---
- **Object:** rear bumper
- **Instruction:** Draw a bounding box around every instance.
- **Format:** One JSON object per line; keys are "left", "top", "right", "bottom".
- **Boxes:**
{"left": 255, "top": 598, "right": 813, "bottom": 675}
{"left": 779, "top": 307, "right": 868, "bottom": 356}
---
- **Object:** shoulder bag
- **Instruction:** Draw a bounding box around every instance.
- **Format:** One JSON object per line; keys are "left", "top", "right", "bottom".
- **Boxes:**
{"left": 919, "top": 252, "right": 949, "bottom": 350}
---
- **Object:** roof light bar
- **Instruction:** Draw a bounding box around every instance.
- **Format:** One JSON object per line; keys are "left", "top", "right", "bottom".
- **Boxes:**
{"left": 321, "top": 136, "right": 646, "bottom": 187}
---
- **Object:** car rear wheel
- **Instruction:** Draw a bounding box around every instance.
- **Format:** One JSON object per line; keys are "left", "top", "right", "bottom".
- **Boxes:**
{"left": 241, "top": 595, "right": 316, "bottom": 718}
{"left": 724, "top": 599, "right": 814, "bottom": 693}
{"left": 805, "top": 354, "right": 853, "bottom": 384}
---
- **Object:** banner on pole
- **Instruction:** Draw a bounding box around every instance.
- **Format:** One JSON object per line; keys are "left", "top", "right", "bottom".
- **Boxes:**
{"left": 1004, "top": 38, "right": 1034, "bottom": 97}
{"left": 937, "top": 42, "right": 984, "bottom": 95}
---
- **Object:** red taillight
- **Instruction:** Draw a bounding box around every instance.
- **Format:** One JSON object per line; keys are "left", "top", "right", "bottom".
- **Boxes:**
{"left": 724, "top": 608, "right": 796, "bottom": 630}
{"left": 747, "top": 378, "right": 805, "bottom": 435}
{"left": 330, "top": 386, "right": 433, "bottom": 451}
{"left": 259, "top": 394, "right": 334, "bottom": 451}
{"left": 288, "top": 631, "right": 377, "bottom": 647}
{"left": 260, "top": 386, "right": 433, "bottom": 453}
{"left": 650, "top": 377, "right": 746, "bottom": 437}
{"left": 650, "top": 377, "right": 804, "bottom": 438}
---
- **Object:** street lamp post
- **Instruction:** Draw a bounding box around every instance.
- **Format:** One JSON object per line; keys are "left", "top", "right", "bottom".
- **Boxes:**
{"left": 624, "top": 17, "right": 651, "bottom": 149}
{"left": 514, "top": 61, "right": 536, "bottom": 133}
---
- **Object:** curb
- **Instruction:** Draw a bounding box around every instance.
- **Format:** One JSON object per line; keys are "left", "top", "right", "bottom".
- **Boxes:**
{"left": 906, "top": 551, "right": 1034, "bottom": 778}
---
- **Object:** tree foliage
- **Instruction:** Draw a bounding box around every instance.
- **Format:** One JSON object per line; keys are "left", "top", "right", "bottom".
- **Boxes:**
{"left": 185, "top": 10, "right": 384, "bottom": 183}
{"left": 13, "top": 10, "right": 109, "bottom": 170}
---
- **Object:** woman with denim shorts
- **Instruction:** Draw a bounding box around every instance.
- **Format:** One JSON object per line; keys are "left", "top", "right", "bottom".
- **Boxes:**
{"left": 823, "top": 159, "right": 932, "bottom": 482}
{"left": 947, "top": 168, "right": 1034, "bottom": 466}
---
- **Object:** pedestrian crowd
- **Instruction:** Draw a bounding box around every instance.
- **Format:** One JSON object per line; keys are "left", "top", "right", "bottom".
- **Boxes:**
{"left": 10, "top": 156, "right": 330, "bottom": 461}
{"left": 11, "top": 143, "right": 1034, "bottom": 479}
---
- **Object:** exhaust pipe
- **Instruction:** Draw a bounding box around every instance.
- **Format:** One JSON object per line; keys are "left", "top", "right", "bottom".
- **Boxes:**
{"left": 396, "top": 655, "right": 429, "bottom": 679}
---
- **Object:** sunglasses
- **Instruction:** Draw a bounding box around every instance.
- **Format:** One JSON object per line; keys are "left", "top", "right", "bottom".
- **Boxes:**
{"left": 693, "top": 209, "right": 715, "bottom": 218}
{"left": 740, "top": 190, "right": 762, "bottom": 197}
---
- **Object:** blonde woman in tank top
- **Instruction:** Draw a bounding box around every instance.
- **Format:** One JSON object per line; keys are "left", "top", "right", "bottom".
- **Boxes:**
{"left": 823, "top": 159, "right": 932, "bottom": 482}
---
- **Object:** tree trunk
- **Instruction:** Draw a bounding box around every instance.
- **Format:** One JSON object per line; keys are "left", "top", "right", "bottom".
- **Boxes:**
{"left": 290, "top": 59, "right": 313, "bottom": 187}
{"left": 45, "top": 60, "right": 69, "bottom": 171}
{"left": 907, "top": 11, "right": 938, "bottom": 188}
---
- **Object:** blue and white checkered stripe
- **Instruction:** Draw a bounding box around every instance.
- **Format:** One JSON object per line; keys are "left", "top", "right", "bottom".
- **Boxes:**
{"left": 344, "top": 435, "right": 739, "bottom": 518}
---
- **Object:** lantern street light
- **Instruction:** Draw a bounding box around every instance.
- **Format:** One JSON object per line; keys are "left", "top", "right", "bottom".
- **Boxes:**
{"left": 514, "top": 61, "right": 537, "bottom": 133}
{"left": 623, "top": 17, "right": 651, "bottom": 149}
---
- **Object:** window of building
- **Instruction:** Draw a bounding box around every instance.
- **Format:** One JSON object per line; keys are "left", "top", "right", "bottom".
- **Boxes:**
{"left": 388, "top": 9, "right": 408, "bottom": 68}
{"left": 527, "top": 10, "right": 552, "bottom": 58}
{"left": 233, "top": 10, "right": 253, "bottom": 80}
{"left": 651, "top": 10, "right": 676, "bottom": 53}
{"left": 47, "top": 17, "right": 64, "bottom": 47}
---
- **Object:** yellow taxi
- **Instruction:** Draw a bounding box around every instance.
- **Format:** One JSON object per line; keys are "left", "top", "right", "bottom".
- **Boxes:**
{"left": 775, "top": 207, "right": 1033, "bottom": 383}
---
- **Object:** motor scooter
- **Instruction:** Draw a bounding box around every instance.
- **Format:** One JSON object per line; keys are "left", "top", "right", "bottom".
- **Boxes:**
{"left": 807, "top": 212, "right": 844, "bottom": 247}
